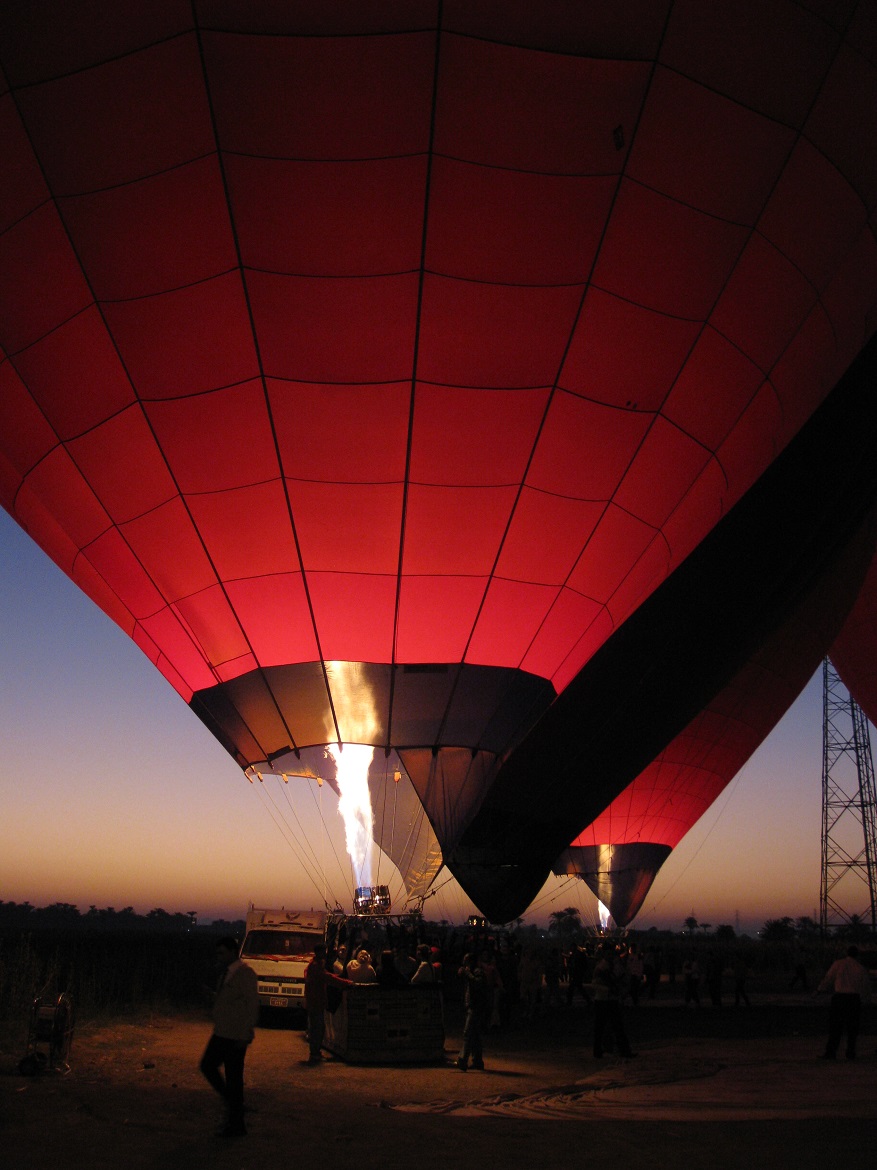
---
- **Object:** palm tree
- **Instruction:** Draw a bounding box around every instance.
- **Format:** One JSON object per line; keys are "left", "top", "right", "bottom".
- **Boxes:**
{"left": 844, "top": 914, "right": 866, "bottom": 942}
{"left": 794, "top": 915, "right": 819, "bottom": 936}
{"left": 760, "top": 916, "right": 795, "bottom": 941}
{"left": 549, "top": 907, "right": 582, "bottom": 938}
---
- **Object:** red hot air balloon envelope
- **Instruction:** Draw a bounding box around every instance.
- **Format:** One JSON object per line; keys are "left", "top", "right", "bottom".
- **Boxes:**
{"left": 555, "top": 500, "right": 877, "bottom": 928}
{"left": 829, "top": 545, "right": 877, "bottom": 730}
{"left": 1, "top": 3, "right": 877, "bottom": 920}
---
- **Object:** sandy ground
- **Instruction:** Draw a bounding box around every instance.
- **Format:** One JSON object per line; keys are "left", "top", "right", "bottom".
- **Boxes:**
{"left": 2, "top": 997, "right": 876, "bottom": 1170}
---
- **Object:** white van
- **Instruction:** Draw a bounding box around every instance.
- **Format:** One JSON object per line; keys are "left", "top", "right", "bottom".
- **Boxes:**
{"left": 240, "top": 906, "right": 327, "bottom": 1016}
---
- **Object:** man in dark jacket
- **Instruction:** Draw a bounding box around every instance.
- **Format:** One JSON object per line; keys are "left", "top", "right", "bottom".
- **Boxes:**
{"left": 592, "top": 943, "right": 636, "bottom": 1060}
{"left": 456, "top": 953, "right": 488, "bottom": 1070}
{"left": 199, "top": 936, "right": 259, "bottom": 1138}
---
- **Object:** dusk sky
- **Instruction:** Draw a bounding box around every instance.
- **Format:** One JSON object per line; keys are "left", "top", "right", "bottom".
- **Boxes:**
{"left": 0, "top": 505, "right": 836, "bottom": 936}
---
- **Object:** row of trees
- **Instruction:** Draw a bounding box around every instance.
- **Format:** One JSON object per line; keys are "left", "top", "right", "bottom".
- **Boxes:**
{"left": 4, "top": 901, "right": 871, "bottom": 942}
{"left": 685, "top": 913, "right": 873, "bottom": 942}
{"left": 546, "top": 906, "right": 874, "bottom": 943}
{"left": 0, "top": 901, "right": 243, "bottom": 934}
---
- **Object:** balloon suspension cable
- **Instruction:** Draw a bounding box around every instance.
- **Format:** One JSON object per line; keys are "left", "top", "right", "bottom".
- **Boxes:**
{"left": 528, "top": 874, "right": 581, "bottom": 916}
{"left": 373, "top": 754, "right": 385, "bottom": 894}
{"left": 320, "top": 774, "right": 327, "bottom": 915}
{"left": 643, "top": 768, "right": 745, "bottom": 919}
{"left": 250, "top": 766, "right": 350, "bottom": 911}
{"left": 367, "top": 748, "right": 452, "bottom": 916}
{"left": 383, "top": 758, "right": 418, "bottom": 912}
{"left": 250, "top": 771, "right": 332, "bottom": 903}
{"left": 401, "top": 873, "right": 455, "bottom": 917}
{"left": 627, "top": 679, "right": 756, "bottom": 925}
{"left": 403, "top": 892, "right": 430, "bottom": 915}
{"left": 298, "top": 770, "right": 353, "bottom": 904}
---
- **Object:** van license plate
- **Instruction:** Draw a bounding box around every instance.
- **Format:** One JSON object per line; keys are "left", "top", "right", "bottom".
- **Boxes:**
{"left": 269, "top": 996, "right": 288, "bottom": 1008}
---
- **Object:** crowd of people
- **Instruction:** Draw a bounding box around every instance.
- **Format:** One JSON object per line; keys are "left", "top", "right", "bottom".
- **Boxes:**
{"left": 198, "top": 932, "right": 873, "bottom": 1139}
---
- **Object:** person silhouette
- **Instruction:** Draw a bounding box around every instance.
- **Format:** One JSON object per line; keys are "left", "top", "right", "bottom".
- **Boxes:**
{"left": 199, "top": 937, "right": 259, "bottom": 1138}
{"left": 817, "top": 945, "right": 872, "bottom": 1059}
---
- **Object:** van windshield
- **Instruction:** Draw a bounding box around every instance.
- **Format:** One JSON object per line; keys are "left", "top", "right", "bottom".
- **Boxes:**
{"left": 242, "top": 930, "right": 316, "bottom": 957}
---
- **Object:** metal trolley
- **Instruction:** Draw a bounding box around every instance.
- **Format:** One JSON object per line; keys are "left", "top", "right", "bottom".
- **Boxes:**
{"left": 18, "top": 993, "right": 75, "bottom": 1075}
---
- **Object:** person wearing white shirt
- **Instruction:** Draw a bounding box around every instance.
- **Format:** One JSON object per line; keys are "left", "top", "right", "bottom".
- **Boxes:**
{"left": 817, "top": 945, "right": 872, "bottom": 1059}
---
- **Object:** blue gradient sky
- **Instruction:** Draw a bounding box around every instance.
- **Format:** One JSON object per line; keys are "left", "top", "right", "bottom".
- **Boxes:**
{"left": 0, "top": 506, "right": 832, "bottom": 934}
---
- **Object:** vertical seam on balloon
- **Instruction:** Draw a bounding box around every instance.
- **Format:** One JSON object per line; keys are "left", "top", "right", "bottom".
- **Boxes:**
{"left": 518, "top": 14, "right": 681, "bottom": 693}
{"left": 386, "top": 0, "right": 445, "bottom": 749}
{"left": 191, "top": 5, "right": 339, "bottom": 749}
{"left": 436, "top": 11, "right": 678, "bottom": 757}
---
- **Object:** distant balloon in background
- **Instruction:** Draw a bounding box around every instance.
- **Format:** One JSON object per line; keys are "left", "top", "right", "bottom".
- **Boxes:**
{"left": 1, "top": 4, "right": 877, "bottom": 921}
{"left": 554, "top": 511, "right": 877, "bottom": 926}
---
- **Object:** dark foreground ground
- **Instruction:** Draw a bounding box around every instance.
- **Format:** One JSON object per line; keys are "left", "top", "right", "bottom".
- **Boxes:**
{"left": 2, "top": 993, "right": 875, "bottom": 1170}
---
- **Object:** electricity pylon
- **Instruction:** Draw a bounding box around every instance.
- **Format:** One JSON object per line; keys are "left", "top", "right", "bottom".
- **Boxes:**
{"left": 820, "top": 658, "right": 877, "bottom": 934}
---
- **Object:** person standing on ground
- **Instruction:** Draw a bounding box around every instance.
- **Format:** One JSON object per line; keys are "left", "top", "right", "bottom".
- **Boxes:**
{"left": 456, "top": 953, "right": 489, "bottom": 1070}
{"left": 732, "top": 954, "right": 751, "bottom": 1008}
{"left": 682, "top": 956, "right": 701, "bottom": 1007}
{"left": 411, "top": 943, "right": 439, "bottom": 984}
{"left": 479, "top": 948, "right": 504, "bottom": 1029}
{"left": 566, "top": 944, "right": 592, "bottom": 1007}
{"left": 643, "top": 946, "right": 659, "bottom": 999}
{"left": 592, "top": 942, "right": 636, "bottom": 1060}
{"left": 429, "top": 945, "right": 444, "bottom": 984}
{"left": 518, "top": 945, "right": 543, "bottom": 1020}
{"left": 705, "top": 949, "right": 724, "bottom": 1008}
{"left": 816, "top": 944, "right": 872, "bottom": 1059}
{"left": 199, "top": 936, "right": 260, "bottom": 1138}
{"left": 496, "top": 940, "right": 520, "bottom": 1024}
{"left": 626, "top": 943, "right": 644, "bottom": 1006}
{"left": 789, "top": 955, "right": 808, "bottom": 990}
{"left": 543, "top": 946, "right": 562, "bottom": 1007}
{"left": 302, "top": 942, "right": 351, "bottom": 1065}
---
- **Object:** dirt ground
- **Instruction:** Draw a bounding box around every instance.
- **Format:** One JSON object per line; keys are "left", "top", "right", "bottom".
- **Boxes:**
{"left": 2, "top": 997, "right": 876, "bottom": 1170}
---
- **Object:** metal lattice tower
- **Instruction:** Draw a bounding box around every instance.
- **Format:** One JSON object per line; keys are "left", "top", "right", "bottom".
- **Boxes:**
{"left": 820, "top": 658, "right": 877, "bottom": 933}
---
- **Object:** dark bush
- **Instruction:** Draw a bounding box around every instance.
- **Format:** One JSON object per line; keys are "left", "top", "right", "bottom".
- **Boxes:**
{"left": 0, "top": 930, "right": 224, "bottom": 1021}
